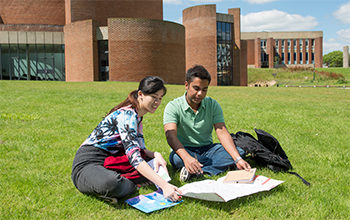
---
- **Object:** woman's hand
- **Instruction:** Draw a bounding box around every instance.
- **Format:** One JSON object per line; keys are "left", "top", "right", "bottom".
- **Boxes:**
{"left": 162, "top": 183, "right": 183, "bottom": 203}
{"left": 153, "top": 152, "right": 168, "bottom": 173}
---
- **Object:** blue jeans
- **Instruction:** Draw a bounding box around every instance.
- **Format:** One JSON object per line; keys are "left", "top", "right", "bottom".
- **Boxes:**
{"left": 169, "top": 143, "right": 246, "bottom": 176}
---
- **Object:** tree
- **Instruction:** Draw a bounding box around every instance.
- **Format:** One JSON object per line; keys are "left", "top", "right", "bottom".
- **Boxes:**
{"left": 323, "top": 51, "right": 343, "bottom": 67}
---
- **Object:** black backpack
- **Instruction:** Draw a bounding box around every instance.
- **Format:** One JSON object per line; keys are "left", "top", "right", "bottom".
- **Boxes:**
{"left": 231, "top": 129, "right": 310, "bottom": 186}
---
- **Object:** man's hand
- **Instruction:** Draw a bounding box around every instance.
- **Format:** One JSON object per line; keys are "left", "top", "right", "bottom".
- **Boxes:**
{"left": 236, "top": 159, "right": 251, "bottom": 171}
{"left": 184, "top": 156, "right": 203, "bottom": 174}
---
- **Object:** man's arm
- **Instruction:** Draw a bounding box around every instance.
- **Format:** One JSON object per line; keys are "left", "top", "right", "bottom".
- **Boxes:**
{"left": 214, "top": 122, "right": 251, "bottom": 171}
{"left": 164, "top": 123, "right": 203, "bottom": 174}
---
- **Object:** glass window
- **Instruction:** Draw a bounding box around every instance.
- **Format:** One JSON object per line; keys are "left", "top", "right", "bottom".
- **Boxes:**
{"left": 1, "top": 44, "right": 10, "bottom": 80}
{"left": 1, "top": 43, "right": 65, "bottom": 81}
{"left": 217, "top": 21, "right": 233, "bottom": 86}
{"left": 99, "top": 40, "right": 109, "bottom": 81}
{"left": 54, "top": 44, "right": 65, "bottom": 81}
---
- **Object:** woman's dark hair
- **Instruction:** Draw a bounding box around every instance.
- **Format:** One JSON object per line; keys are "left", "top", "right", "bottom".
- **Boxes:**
{"left": 185, "top": 65, "right": 211, "bottom": 84}
{"left": 107, "top": 76, "right": 167, "bottom": 116}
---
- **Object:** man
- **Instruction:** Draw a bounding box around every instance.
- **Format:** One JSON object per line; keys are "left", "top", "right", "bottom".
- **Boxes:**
{"left": 163, "top": 65, "right": 251, "bottom": 181}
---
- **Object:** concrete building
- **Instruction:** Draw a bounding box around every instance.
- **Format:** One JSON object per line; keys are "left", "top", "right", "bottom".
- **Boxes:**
{"left": 242, "top": 31, "right": 323, "bottom": 68}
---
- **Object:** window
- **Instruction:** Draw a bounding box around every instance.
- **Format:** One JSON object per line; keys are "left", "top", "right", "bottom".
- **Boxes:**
{"left": 300, "top": 52, "right": 303, "bottom": 64}
{"left": 0, "top": 43, "right": 65, "bottom": 81}
{"left": 288, "top": 52, "right": 290, "bottom": 64}
{"left": 275, "top": 39, "right": 279, "bottom": 47}
{"left": 98, "top": 40, "right": 109, "bottom": 81}
{"left": 217, "top": 21, "right": 233, "bottom": 86}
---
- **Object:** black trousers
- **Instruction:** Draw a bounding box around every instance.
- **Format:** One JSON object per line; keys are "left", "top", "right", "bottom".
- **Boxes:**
{"left": 71, "top": 145, "right": 136, "bottom": 198}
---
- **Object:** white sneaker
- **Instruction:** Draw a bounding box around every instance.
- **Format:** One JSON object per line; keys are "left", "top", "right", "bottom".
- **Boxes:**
{"left": 180, "top": 167, "right": 200, "bottom": 182}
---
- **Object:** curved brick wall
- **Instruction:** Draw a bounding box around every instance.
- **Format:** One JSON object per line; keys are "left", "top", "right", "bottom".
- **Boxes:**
{"left": 64, "top": 20, "right": 99, "bottom": 82}
{"left": 66, "top": 0, "right": 163, "bottom": 26}
{"left": 0, "top": 0, "right": 65, "bottom": 25}
{"left": 108, "top": 18, "right": 185, "bottom": 84}
{"left": 183, "top": 5, "right": 218, "bottom": 86}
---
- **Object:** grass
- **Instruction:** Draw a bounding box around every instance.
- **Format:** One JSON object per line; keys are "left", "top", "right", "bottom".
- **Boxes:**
{"left": 1, "top": 80, "right": 350, "bottom": 219}
{"left": 248, "top": 67, "right": 350, "bottom": 87}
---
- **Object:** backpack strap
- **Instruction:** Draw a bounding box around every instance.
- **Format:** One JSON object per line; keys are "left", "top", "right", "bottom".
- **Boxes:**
{"left": 287, "top": 172, "right": 311, "bottom": 186}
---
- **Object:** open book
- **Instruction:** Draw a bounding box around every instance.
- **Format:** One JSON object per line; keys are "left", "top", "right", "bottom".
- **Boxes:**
{"left": 125, "top": 189, "right": 183, "bottom": 213}
{"left": 179, "top": 175, "right": 284, "bottom": 202}
{"left": 223, "top": 168, "right": 257, "bottom": 184}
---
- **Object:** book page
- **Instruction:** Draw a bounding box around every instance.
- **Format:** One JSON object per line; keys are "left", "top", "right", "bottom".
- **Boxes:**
{"left": 179, "top": 176, "right": 284, "bottom": 202}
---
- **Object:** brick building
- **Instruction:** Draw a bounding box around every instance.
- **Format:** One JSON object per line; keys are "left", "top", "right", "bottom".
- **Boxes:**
{"left": 242, "top": 31, "right": 323, "bottom": 68}
{"left": 183, "top": 5, "right": 247, "bottom": 86}
{"left": 0, "top": 1, "right": 323, "bottom": 85}
{"left": 0, "top": 0, "right": 185, "bottom": 84}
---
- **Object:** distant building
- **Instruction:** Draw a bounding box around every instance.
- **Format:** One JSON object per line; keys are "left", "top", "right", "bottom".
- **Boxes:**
{"left": 0, "top": 1, "right": 324, "bottom": 85}
{"left": 241, "top": 31, "right": 323, "bottom": 68}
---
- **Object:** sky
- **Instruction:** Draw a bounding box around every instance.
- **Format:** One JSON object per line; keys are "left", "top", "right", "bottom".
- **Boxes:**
{"left": 163, "top": 0, "right": 350, "bottom": 55}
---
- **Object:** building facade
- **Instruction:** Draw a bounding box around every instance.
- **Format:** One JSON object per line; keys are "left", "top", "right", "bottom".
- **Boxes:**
{"left": 0, "top": 0, "right": 185, "bottom": 84}
{"left": 0, "top": 1, "right": 324, "bottom": 85}
{"left": 242, "top": 31, "right": 323, "bottom": 68}
{"left": 183, "top": 5, "right": 247, "bottom": 86}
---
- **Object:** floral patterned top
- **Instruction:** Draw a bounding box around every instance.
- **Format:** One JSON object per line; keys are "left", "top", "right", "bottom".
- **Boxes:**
{"left": 81, "top": 106, "right": 146, "bottom": 168}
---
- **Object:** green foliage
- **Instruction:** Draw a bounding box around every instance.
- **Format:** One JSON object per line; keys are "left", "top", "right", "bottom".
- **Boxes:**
{"left": 1, "top": 81, "right": 350, "bottom": 219}
{"left": 323, "top": 51, "right": 344, "bottom": 67}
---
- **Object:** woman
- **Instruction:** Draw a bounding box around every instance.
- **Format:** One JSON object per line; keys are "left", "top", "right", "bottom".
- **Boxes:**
{"left": 72, "top": 76, "right": 182, "bottom": 203}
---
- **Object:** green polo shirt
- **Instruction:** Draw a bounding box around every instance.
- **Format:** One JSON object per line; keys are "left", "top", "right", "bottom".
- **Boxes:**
{"left": 163, "top": 93, "right": 225, "bottom": 147}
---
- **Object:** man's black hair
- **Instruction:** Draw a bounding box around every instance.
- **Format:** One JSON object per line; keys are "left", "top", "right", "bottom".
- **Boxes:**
{"left": 185, "top": 65, "right": 211, "bottom": 84}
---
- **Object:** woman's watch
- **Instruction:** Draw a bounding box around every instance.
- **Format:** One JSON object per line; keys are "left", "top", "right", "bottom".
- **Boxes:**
{"left": 235, "top": 156, "right": 242, "bottom": 164}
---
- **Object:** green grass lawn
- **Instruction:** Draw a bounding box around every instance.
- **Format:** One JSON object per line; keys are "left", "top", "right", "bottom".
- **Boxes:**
{"left": 248, "top": 67, "right": 350, "bottom": 86}
{"left": 1, "top": 81, "right": 349, "bottom": 219}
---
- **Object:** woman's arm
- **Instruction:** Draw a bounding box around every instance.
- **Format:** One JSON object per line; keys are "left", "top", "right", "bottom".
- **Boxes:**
{"left": 137, "top": 161, "right": 182, "bottom": 202}
{"left": 144, "top": 149, "right": 168, "bottom": 173}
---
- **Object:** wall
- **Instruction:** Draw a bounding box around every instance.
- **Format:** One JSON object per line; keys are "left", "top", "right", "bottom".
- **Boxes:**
{"left": 108, "top": 18, "right": 185, "bottom": 84}
{"left": 0, "top": 0, "right": 65, "bottom": 25}
{"left": 66, "top": 0, "right": 163, "bottom": 26}
{"left": 64, "top": 20, "right": 99, "bottom": 81}
{"left": 183, "top": 5, "right": 217, "bottom": 86}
